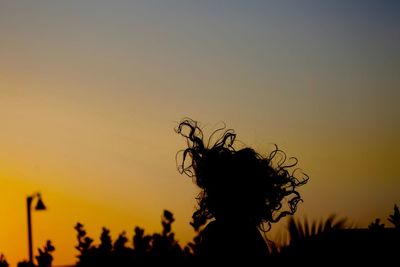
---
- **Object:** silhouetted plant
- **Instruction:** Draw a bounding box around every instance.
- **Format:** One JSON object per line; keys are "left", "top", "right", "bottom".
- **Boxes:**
{"left": 74, "top": 222, "right": 96, "bottom": 267}
{"left": 73, "top": 210, "right": 189, "bottom": 266}
{"left": 369, "top": 218, "right": 385, "bottom": 231}
{"left": 161, "top": 210, "right": 174, "bottom": 236}
{"left": 0, "top": 254, "right": 9, "bottom": 267}
{"left": 30, "top": 206, "right": 397, "bottom": 265}
{"left": 16, "top": 260, "right": 33, "bottom": 267}
{"left": 114, "top": 232, "right": 128, "bottom": 251}
{"left": 99, "top": 228, "right": 112, "bottom": 253}
{"left": 97, "top": 227, "right": 113, "bottom": 266}
{"left": 131, "top": 226, "right": 152, "bottom": 265}
{"left": 18, "top": 245, "right": 55, "bottom": 267}
{"left": 113, "top": 232, "right": 133, "bottom": 266}
{"left": 279, "top": 214, "right": 349, "bottom": 259}
{"left": 184, "top": 218, "right": 207, "bottom": 258}
{"left": 388, "top": 204, "right": 400, "bottom": 229}
{"left": 287, "top": 215, "right": 348, "bottom": 244}
{"left": 35, "top": 240, "right": 55, "bottom": 267}
{"left": 133, "top": 226, "right": 151, "bottom": 256}
{"left": 150, "top": 210, "right": 183, "bottom": 264}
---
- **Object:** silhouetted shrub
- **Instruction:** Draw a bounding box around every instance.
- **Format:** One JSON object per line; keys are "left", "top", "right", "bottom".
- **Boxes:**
{"left": 35, "top": 240, "right": 55, "bottom": 267}
{"left": 0, "top": 254, "right": 9, "bottom": 267}
{"left": 16, "top": 261, "right": 33, "bottom": 267}
{"left": 16, "top": 240, "right": 55, "bottom": 267}
{"left": 74, "top": 210, "right": 189, "bottom": 266}
{"left": 74, "top": 222, "right": 97, "bottom": 267}
{"left": 369, "top": 218, "right": 385, "bottom": 231}
{"left": 280, "top": 214, "right": 349, "bottom": 258}
{"left": 388, "top": 204, "right": 400, "bottom": 229}
{"left": 277, "top": 212, "right": 400, "bottom": 264}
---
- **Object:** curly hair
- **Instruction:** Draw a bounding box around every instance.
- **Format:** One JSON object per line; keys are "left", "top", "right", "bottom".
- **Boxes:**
{"left": 176, "top": 118, "right": 308, "bottom": 231}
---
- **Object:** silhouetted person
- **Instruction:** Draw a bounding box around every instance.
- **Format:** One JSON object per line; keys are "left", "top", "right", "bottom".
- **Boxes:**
{"left": 176, "top": 118, "right": 308, "bottom": 264}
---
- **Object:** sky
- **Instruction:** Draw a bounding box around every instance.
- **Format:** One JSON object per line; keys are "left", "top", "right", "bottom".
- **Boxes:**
{"left": 1, "top": 0, "right": 399, "bottom": 265}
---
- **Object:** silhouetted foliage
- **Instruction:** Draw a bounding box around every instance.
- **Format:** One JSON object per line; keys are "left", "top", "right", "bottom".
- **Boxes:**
{"left": 369, "top": 218, "right": 385, "bottom": 231}
{"left": 74, "top": 210, "right": 189, "bottom": 266}
{"left": 388, "top": 204, "right": 400, "bottom": 229}
{"left": 276, "top": 212, "right": 400, "bottom": 264}
{"left": 280, "top": 215, "right": 349, "bottom": 259}
{"left": 287, "top": 214, "right": 348, "bottom": 244}
{"left": 16, "top": 261, "right": 33, "bottom": 267}
{"left": 16, "top": 240, "right": 55, "bottom": 267}
{"left": 113, "top": 232, "right": 133, "bottom": 266}
{"left": 74, "top": 222, "right": 96, "bottom": 267}
{"left": 149, "top": 210, "right": 183, "bottom": 264}
{"left": 183, "top": 220, "right": 205, "bottom": 260}
{"left": 132, "top": 226, "right": 151, "bottom": 263}
{"left": 7, "top": 206, "right": 400, "bottom": 266}
{"left": 0, "top": 254, "right": 9, "bottom": 267}
{"left": 35, "top": 240, "right": 55, "bottom": 267}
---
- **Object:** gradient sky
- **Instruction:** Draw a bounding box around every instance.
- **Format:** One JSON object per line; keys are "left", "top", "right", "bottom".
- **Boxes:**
{"left": 1, "top": 1, "right": 399, "bottom": 265}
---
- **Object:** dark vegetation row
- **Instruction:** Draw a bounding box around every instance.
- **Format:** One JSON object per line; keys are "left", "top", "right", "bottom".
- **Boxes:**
{"left": 1, "top": 204, "right": 399, "bottom": 267}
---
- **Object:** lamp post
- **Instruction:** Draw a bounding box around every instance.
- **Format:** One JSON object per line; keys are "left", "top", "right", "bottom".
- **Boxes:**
{"left": 27, "top": 192, "right": 46, "bottom": 265}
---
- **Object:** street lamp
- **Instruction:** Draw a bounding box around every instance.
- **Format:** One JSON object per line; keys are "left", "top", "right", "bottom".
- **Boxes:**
{"left": 27, "top": 192, "right": 46, "bottom": 265}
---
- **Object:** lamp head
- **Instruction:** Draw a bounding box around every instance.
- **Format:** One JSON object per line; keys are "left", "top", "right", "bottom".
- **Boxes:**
{"left": 35, "top": 196, "right": 46, "bottom": 211}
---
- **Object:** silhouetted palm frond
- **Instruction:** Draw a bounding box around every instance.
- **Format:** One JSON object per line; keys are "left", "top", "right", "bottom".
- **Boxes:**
{"left": 388, "top": 204, "right": 400, "bottom": 229}
{"left": 287, "top": 214, "right": 349, "bottom": 244}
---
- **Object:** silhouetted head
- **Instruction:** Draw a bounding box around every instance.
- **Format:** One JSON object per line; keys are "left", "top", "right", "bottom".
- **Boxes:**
{"left": 176, "top": 118, "right": 308, "bottom": 231}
